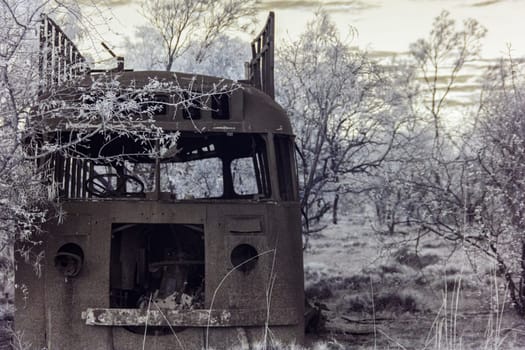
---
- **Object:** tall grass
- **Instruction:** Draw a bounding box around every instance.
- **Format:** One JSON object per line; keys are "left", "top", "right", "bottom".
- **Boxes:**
{"left": 482, "top": 266, "right": 511, "bottom": 350}
{"left": 420, "top": 266, "right": 517, "bottom": 350}
{"left": 423, "top": 271, "right": 464, "bottom": 349}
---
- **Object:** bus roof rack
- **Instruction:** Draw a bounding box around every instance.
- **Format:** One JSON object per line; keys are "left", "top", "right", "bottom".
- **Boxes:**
{"left": 248, "top": 12, "right": 275, "bottom": 99}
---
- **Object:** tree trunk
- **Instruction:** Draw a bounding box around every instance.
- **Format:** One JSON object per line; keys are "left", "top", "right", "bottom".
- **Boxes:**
{"left": 520, "top": 239, "right": 525, "bottom": 312}
{"left": 165, "top": 55, "right": 174, "bottom": 72}
{"left": 332, "top": 194, "right": 339, "bottom": 225}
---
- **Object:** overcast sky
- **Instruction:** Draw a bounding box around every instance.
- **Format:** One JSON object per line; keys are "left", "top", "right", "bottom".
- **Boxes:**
{"left": 92, "top": 0, "right": 525, "bottom": 59}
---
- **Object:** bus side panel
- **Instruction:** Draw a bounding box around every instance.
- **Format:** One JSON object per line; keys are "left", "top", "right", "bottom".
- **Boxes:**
{"left": 14, "top": 247, "right": 46, "bottom": 349}
{"left": 43, "top": 213, "right": 112, "bottom": 350}
{"left": 269, "top": 202, "right": 304, "bottom": 343}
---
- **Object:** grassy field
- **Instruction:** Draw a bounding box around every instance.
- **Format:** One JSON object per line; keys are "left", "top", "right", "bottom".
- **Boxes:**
{"left": 303, "top": 216, "right": 525, "bottom": 349}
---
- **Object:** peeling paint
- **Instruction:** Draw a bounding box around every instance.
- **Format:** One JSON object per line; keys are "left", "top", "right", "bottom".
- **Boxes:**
{"left": 212, "top": 126, "right": 237, "bottom": 131}
{"left": 83, "top": 308, "right": 298, "bottom": 327}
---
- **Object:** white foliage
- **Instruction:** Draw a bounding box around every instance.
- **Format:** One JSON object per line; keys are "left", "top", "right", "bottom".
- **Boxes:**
{"left": 122, "top": 25, "right": 165, "bottom": 71}
{"left": 138, "top": 0, "right": 257, "bottom": 71}
{"left": 277, "top": 11, "right": 402, "bottom": 233}
{"left": 124, "top": 28, "right": 249, "bottom": 80}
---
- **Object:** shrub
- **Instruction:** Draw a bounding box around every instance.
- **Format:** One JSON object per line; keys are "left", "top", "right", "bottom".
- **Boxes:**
{"left": 393, "top": 246, "right": 440, "bottom": 269}
{"left": 305, "top": 281, "right": 334, "bottom": 300}
{"left": 379, "top": 263, "right": 403, "bottom": 274}
{"left": 344, "top": 289, "right": 426, "bottom": 314}
{"left": 374, "top": 291, "right": 421, "bottom": 313}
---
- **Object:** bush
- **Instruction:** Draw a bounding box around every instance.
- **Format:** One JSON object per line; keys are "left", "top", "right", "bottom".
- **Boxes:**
{"left": 374, "top": 291, "right": 421, "bottom": 313}
{"left": 344, "top": 289, "right": 426, "bottom": 314}
{"left": 305, "top": 281, "right": 333, "bottom": 300}
{"left": 393, "top": 246, "right": 440, "bottom": 269}
{"left": 379, "top": 263, "right": 403, "bottom": 274}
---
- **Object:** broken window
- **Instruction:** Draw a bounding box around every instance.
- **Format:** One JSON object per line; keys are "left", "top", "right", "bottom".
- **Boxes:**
{"left": 84, "top": 163, "right": 152, "bottom": 197}
{"left": 231, "top": 157, "right": 258, "bottom": 195}
{"left": 54, "top": 132, "right": 271, "bottom": 200}
{"left": 161, "top": 158, "right": 223, "bottom": 199}
{"left": 211, "top": 94, "right": 230, "bottom": 120}
{"left": 159, "top": 133, "right": 271, "bottom": 199}
{"left": 123, "top": 162, "right": 156, "bottom": 192}
{"left": 274, "top": 135, "right": 297, "bottom": 201}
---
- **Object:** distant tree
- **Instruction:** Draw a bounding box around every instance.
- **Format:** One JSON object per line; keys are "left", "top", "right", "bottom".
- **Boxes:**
{"left": 124, "top": 26, "right": 249, "bottom": 79}
{"left": 362, "top": 60, "right": 421, "bottom": 234}
{"left": 369, "top": 11, "right": 487, "bottom": 237}
{"left": 369, "top": 10, "right": 525, "bottom": 318}
{"left": 409, "top": 10, "right": 486, "bottom": 140}
{"left": 139, "top": 0, "right": 258, "bottom": 71}
{"left": 174, "top": 35, "right": 249, "bottom": 80}
{"left": 277, "top": 12, "right": 402, "bottom": 234}
{"left": 123, "top": 25, "right": 165, "bottom": 70}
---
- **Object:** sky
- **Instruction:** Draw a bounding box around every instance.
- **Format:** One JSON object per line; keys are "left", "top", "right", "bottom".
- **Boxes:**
{"left": 264, "top": 0, "right": 525, "bottom": 59}
{"left": 92, "top": 0, "right": 525, "bottom": 60}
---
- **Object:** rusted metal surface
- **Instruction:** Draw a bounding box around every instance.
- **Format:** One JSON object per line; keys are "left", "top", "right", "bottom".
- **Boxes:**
{"left": 15, "top": 200, "right": 304, "bottom": 348}
{"left": 83, "top": 307, "right": 299, "bottom": 327}
{"left": 84, "top": 308, "right": 231, "bottom": 327}
{"left": 39, "top": 71, "right": 292, "bottom": 135}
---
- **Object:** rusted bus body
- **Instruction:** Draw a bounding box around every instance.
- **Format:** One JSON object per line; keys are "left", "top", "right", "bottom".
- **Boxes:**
{"left": 15, "top": 69, "right": 305, "bottom": 349}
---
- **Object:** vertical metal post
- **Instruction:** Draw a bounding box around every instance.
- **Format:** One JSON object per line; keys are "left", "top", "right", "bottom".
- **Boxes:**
{"left": 155, "top": 141, "right": 161, "bottom": 200}
{"left": 39, "top": 15, "right": 87, "bottom": 91}
{"left": 249, "top": 12, "right": 275, "bottom": 99}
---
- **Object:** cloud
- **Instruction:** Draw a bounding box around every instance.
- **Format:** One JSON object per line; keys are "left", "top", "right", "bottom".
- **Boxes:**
{"left": 258, "top": 0, "right": 378, "bottom": 12}
{"left": 470, "top": 0, "right": 504, "bottom": 6}
{"left": 79, "top": 0, "right": 134, "bottom": 6}
{"left": 108, "top": 0, "right": 134, "bottom": 4}
{"left": 84, "top": 0, "right": 378, "bottom": 12}
{"left": 412, "top": 0, "right": 506, "bottom": 6}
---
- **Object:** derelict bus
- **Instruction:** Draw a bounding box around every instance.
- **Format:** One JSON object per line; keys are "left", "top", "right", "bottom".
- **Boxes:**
{"left": 15, "top": 12, "right": 304, "bottom": 349}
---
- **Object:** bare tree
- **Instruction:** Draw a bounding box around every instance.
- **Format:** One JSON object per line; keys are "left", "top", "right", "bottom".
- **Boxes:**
{"left": 277, "top": 12, "right": 402, "bottom": 234}
{"left": 405, "top": 12, "right": 486, "bottom": 235}
{"left": 369, "top": 10, "right": 488, "bottom": 235}
{"left": 409, "top": 10, "right": 486, "bottom": 140}
{"left": 372, "top": 11, "right": 525, "bottom": 317}
{"left": 139, "top": 0, "right": 258, "bottom": 71}
{"left": 0, "top": 0, "right": 49, "bottom": 267}
{"left": 471, "top": 56, "right": 525, "bottom": 315}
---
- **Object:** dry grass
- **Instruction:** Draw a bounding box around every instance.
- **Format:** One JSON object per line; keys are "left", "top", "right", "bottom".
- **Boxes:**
{"left": 304, "top": 217, "right": 525, "bottom": 349}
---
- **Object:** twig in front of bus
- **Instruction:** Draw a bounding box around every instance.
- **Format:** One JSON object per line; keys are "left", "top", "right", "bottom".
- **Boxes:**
{"left": 152, "top": 300, "right": 186, "bottom": 350}
{"left": 142, "top": 293, "right": 153, "bottom": 350}
{"left": 263, "top": 237, "right": 279, "bottom": 348}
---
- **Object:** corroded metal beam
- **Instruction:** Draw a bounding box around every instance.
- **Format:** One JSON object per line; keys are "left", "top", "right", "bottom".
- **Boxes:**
{"left": 39, "top": 15, "right": 87, "bottom": 91}
{"left": 249, "top": 12, "right": 275, "bottom": 99}
{"left": 82, "top": 308, "right": 299, "bottom": 327}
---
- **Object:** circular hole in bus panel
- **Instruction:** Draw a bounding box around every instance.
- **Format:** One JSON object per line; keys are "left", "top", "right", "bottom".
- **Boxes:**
{"left": 230, "top": 244, "right": 259, "bottom": 273}
{"left": 54, "top": 243, "right": 84, "bottom": 277}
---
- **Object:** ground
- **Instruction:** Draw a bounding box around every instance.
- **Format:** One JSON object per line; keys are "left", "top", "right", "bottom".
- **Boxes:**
{"left": 303, "top": 215, "right": 525, "bottom": 349}
{"left": 3, "top": 216, "right": 525, "bottom": 349}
